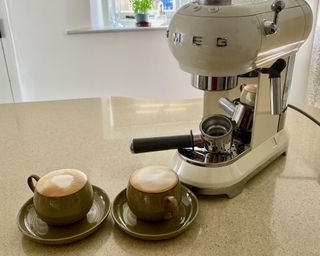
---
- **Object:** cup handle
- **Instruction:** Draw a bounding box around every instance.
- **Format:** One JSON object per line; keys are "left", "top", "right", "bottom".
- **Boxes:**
{"left": 27, "top": 175, "right": 40, "bottom": 193}
{"left": 163, "top": 196, "right": 178, "bottom": 220}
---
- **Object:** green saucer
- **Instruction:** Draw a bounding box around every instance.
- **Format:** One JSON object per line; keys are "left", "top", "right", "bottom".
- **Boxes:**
{"left": 112, "top": 185, "right": 199, "bottom": 240}
{"left": 17, "top": 185, "right": 111, "bottom": 245}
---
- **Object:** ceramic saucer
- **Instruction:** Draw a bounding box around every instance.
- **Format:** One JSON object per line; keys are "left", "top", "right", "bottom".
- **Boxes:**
{"left": 17, "top": 185, "right": 111, "bottom": 245}
{"left": 112, "top": 185, "right": 199, "bottom": 240}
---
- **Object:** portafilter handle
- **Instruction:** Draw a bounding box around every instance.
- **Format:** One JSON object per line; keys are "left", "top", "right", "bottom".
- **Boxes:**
{"left": 130, "top": 131, "right": 203, "bottom": 154}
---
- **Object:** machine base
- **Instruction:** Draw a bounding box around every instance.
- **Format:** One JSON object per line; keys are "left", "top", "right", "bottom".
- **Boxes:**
{"left": 171, "top": 129, "right": 288, "bottom": 198}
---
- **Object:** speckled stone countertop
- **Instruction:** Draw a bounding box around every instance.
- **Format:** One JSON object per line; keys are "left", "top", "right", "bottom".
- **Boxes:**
{"left": 1, "top": 97, "right": 319, "bottom": 255}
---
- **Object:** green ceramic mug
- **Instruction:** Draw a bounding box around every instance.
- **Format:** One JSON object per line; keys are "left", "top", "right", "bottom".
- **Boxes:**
{"left": 126, "top": 166, "right": 181, "bottom": 222}
{"left": 27, "top": 169, "right": 94, "bottom": 226}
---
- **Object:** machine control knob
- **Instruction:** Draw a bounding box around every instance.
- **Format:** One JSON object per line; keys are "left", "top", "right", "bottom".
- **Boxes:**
{"left": 271, "top": 0, "right": 285, "bottom": 13}
{"left": 263, "top": 0, "right": 285, "bottom": 35}
{"left": 263, "top": 20, "right": 278, "bottom": 35}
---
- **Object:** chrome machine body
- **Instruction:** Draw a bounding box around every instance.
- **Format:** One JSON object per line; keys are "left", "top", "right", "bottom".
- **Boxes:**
{"left": 131, "top": 0, "right": 313, "bottom": 197}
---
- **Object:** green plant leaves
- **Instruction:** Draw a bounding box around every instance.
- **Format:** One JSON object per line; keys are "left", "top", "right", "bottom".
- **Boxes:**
{"left": 130, "top": 0, "right": 153, "bottom": 14}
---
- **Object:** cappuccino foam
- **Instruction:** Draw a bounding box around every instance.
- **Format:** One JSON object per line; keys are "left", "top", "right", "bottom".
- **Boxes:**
{"left": 130, "top": 166, "right": 178, "bottom": 193}
{"left": 36, "top": 169, "right": 88, "bottom": 197}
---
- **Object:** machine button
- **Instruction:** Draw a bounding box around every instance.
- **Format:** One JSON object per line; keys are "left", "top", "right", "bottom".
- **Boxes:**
{"left": 208, "top": 7, "right": 219, "bottom": 13}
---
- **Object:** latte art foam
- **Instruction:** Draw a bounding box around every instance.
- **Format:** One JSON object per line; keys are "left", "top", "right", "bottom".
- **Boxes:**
{"left": 36, "top": 169, "right": 88, "bottom": 197}
{"left": 130, "top": 166, "right": 178, "bottom": 193}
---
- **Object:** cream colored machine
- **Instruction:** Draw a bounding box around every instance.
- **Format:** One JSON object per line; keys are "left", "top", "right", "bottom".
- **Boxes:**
{"left": 131, "top": 0, "right": 313, "bottom": 197}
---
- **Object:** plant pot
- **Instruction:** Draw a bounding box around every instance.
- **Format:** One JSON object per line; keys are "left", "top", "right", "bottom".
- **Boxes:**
{"left": 135, "top": 13, "right": 149, "bottom": 24}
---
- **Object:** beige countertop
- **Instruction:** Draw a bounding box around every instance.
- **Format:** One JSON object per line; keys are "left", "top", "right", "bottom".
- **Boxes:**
{"left": 0, "top": 97, "right": 320, "bottom": 255}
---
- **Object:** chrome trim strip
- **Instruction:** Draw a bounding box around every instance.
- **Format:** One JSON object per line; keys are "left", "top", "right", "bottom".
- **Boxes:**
{"left": 176, "top": 146, "right": 251, "bottom": 168}
{"left": 192, "top": 75, "right": 238, "bottom": 91}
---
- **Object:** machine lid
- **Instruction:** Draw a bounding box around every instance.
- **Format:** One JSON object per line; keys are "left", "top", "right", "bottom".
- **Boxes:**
{"left": 177, "top": 0, "right": 300, "bottom": 17}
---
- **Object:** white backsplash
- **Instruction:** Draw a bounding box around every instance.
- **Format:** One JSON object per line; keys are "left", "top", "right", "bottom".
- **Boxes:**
{"left": 307, "top": 21, "right": 320, "bottom": 108}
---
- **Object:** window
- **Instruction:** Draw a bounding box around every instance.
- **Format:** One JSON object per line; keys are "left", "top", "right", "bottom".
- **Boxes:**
{"left": 118, "top": 0, "right": 177, "bottom": 12}
{"left": 117, "top": 0, "right": 178, "bottom": 23}
{"left": 91, "top": 0, "right": 190, "bottom": 28}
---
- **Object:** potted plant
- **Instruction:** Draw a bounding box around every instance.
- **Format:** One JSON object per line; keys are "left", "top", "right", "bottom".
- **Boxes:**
{"left": 130, "top": 0, "right": 153, "bottom": 25}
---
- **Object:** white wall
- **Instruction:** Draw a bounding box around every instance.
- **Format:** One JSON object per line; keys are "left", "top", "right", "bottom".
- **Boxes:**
{"left": 4, "top": 0, "right": 200, "bottom": 102}
{"left": 2, "top": 0, "right": 318, "bottom": 103}
{"left": 289, "top": 0, "right": 319, "bottom": 105}
{"left": 0, "top": 41, "right": 13, "bottom": 103}
{"left": 0, "top": 0, "right": 21, "bottom": 103}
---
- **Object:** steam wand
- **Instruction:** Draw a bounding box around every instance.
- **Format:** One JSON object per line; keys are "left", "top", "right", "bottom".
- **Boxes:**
{"left": 260, "top": 58, "right": 287, "bottom": 115}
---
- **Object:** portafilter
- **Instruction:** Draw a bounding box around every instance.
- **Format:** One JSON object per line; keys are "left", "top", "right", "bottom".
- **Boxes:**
{"left": 130, "top": 114, "right": 235, "bottom": 154}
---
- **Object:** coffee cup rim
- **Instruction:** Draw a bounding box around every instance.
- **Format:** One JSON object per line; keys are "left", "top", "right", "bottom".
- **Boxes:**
{"left": 243, "top": 84, "right": 257, "bottom": 93}
{"left": 35, "top": 180, "right": 91, "bottom": 198}
{"left": 34, "top": 169, "right": 89, "bottom": 198}
{"left": 129, "top": 180, "right": 180, "bottom": 194}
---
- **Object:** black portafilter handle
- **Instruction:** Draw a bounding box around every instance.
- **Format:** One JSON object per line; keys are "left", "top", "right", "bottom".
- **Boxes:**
{"left": 130, "top": 131, "right": 202, "bottom": 154}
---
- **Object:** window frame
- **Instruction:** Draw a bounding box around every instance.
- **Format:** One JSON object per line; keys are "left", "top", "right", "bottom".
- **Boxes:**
{"left": 100, "top": 0, "right": 186, "bottom": 26}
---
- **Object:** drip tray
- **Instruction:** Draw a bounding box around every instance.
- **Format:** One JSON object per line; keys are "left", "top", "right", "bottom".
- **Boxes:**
{"left": 178, "top": 140, "right": 250, "bottom": 167}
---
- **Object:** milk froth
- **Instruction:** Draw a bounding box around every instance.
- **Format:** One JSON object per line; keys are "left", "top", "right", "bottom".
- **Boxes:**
{"left": 36, "top": 169, "right": 87, "bottom": 197}
{"left": 130, "top": 166, "right": 178, "bottom": 193}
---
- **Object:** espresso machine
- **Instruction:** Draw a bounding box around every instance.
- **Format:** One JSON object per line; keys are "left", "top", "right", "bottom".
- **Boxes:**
{"left": 130, "top": 0, "right": 313, "bottom": 198}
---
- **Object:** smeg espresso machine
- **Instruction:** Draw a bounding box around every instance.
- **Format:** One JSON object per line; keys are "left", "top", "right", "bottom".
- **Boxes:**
{"left": 130, "top": 0, "right": 313, "bottom": 198}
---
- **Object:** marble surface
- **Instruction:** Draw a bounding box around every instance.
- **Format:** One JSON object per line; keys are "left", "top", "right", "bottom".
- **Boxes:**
{"left": 0, "top": 97, "right": 319, "bottom": 255}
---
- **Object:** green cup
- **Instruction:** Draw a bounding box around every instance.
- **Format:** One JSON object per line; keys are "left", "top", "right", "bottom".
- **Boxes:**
{"left": 126, "top": 166, "right": 181, "bottom": 222}
{"left": 27, "top": 169, "right": 94, "bottom": 226}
